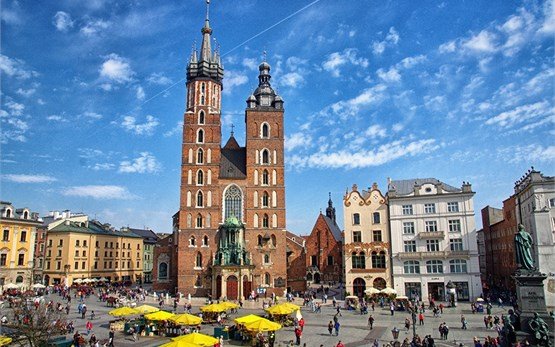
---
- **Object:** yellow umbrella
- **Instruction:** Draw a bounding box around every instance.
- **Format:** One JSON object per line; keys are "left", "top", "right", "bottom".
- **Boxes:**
{"left": 0, "top": 336, "right": 12, "bottom": 346}
{"left": 266, "top": 305, "right": 295, "bottom": 315}
{"left": 199, "top": 303, "right": 227, "bottom": 312}
{"left": 108, "top": 307, "right": 139, "bottom": 317}
{"left": 135, "top": 304, "right": 160, "bottom": 314}
{"left": 244, "top": 317, "right": 282, "bottom": 332}
{"left": 169, "top": 313, "right": 203, "bottom": 326}
{"left": 234, "top": 314, "right": 263, "bottom": 325}
{"left": 144, "top": 310, "right": 175, "bottom": 321}
{"left": 172, "top": 332, "right": 219, "bottom": 346}
{"left": 220, "top": 301, "right": 239, "bottom": 310}
{"left": 159, "top": 341, "right": 201, "bottom": 347}
{"left": 282, "top": 302, "right": 300, "bottom": 311}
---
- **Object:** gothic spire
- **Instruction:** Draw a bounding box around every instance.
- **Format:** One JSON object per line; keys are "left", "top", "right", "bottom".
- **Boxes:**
{"left": 325, "top": 192, "right": 336, "bottom": 224}
{"left": 200, "top": 0, "right": 212, "bottom": 63}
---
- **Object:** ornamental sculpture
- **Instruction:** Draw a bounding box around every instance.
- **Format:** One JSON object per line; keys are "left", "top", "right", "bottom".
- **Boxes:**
{"left": 514, "top": 224, "right": 535, "bottom": 270}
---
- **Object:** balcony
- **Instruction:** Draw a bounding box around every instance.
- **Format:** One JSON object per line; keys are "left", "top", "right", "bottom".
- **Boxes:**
{"left": 418, "top": 231, "right": 444, "bottom": 239}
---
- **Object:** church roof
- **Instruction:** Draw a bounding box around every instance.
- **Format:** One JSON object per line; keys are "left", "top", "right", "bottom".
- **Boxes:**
{"left": 223, "top": 135, "right": 240, "bottom": 149}
{"left": 220, "top": 147, "right": 246, "bottom": 179}
{"left": 322, "top": 214, "right": 342, "bottom": 242}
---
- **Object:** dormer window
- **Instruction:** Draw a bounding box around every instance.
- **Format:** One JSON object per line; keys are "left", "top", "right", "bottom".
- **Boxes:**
{"left": 5, "top": 209, "right": 11, "bottom": 218}
{"left": 23, "top": 211, "right": 29, "bottom": 219}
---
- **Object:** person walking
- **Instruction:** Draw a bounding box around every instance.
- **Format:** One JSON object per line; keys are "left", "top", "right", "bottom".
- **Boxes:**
{"left": 418, "top": 312, "right": 424, "bottom": 325}
{"left": 368, "top": 315, "right": 374, "bottom": 330}
{"left": 299, "top": 317, "right": 305, "bottom": 332}
{"left": 86, "top": 321, "right": 92, "bottom": 335}
{"left": 438, "top": 323, "right": 444, "bottom": 340}
{"left": 336, "top": 341, "right": 345, "bottom": 347}
{"left": 328, "top": 321, "right": 334, "bottom": 335}
{"left": 443, "top": 323, "right": 450, "bottom": 340}
{"left": 268, "top": 331, "right": 275, "bottom": 347}
{"left": 390, "top": 303, "right": 395, "bottom": 316}
{"left": 334, "top": 320, "right": 341, "bottom": 336}
{"left": 108, "top": 329, "right": 115, "bottom": 347}
{"left": 294, "top": 326, "right": 302, "bottom": 345}
{"left": 336, "top": 305, "right": 342, "bottom": 316}
{"left": 461, "top": 315, "right": 468, "bottom": 330}
{"left": 404, "top": 318, "right": 411, "bottom": 332}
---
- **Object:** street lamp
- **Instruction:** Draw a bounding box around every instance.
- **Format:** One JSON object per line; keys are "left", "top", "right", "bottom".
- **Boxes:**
{"left": 411, "top": 310, "right": 417, "bottom": 337}
{"left": 391, "top": 327, "right": 400, "bottom": 340}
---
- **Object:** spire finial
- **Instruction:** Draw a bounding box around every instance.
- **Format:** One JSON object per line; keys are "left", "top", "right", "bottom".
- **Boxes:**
{"left": 230, "top": 124, "right": 235, "bottom": 137}
{"left": 206, "top": 0, "right": 210, "bottom": 21}
{"left": 262, "top": 50, "right": 267, "bottom": 62}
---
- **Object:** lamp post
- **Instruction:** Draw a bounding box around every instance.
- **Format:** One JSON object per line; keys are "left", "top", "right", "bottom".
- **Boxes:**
{"left": 391, "top": 326, "right": 399, "bottom": 339}
{"left": 411, "top": 310, "right": 417, "bottom": 337}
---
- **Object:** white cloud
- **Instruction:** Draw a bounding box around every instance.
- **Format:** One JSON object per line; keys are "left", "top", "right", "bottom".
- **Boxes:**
{"left": 242, "top": 58, "right": 258, "bottom": 71}
{"left": 438, "top": 40, "right": 457, "bottom": 53}
{"left": 91, "top": 163, "right": 115, "bottom": 171}
{"left": 53, "top": 11, "right": 74, "bottom": 32}
{"left": 392, "top": 123, "right": 404, "bottom": 132}
{"left": 82, "top": 112, "right": 103, "bottom": 120}
{"left": 502, "top": 145, "right": 555, "bottom": 164}
{"left": 121, "top": 115, "right": 159, "bottom": 135}
{"left": 99, "top": 83, "right": 113, "bottom": 91}
{"left": 285, "top": 132, "right": 312, "bottom": 152}
{"left": 399, "top": 55, "right": 426, "bottom": 69}
{"left": 364, "top": 124, "right": 387, "bottom": 139}
{"left": 222, "top": 70, "right": 248, "bottom": 95}
{"left": 99, "top": 54, "right": 134, "bottom": 83}
{"left": 163, "top": 121, "right": 183, "bottom": 137}
{"left": 46, "top": 115, "right": 68, "bottom": 122}
{"left": 62, "top": 185, "right": 134, "bottom": 200}
{"left": 4, "top": 100, "right": 24, "bottom": 116}
{"left": 538, "top": 1, "right": 555, "bottom": 34}
{"left": 147, "top": 73, "right": 172, "bottom": 85}
{"left": 485, "top": 101, "right": 553, "bottom": 128}
{"left": 0, "top": 54, "right": 37, "bottom": 80}
{"left": 2, "top": 174, "right": 57, "bottom": 183}
{"left": 424, "top": 95, "right": 447, "bottom": 112}
{"left": 1, "top": 2, "right": 22, "bottom": 25}
{"left": 16, "top": 88, "right": 36, "bottom": 97}
{"left": 376, "top": 67, "right": 401, "bottom": 83}
{"left": 279, "top": 72, "right": 305, "bottom": 88}
{"left": 136, "top": 86, "right": 145, "bottom": 100}
{"left": 372, "top": 27, "right": 400, "bottom": 55}
{"left": 288, "top": 139, "right": 438, "bottom": 169}
{"left": 462, "top": 30, "right": 498, "bottom": 53}
{"left": 322, "top": 48, "right": 368, "bottom": 77}
{"left": 119, "top": 152, "right": 161, "bottom": 174}
{"left": 81, "top": 18, "right": 111, "bottom": 36}
{"left": 330, "top": 84, "right": 387, "bottom": 119}
{"left": 37, "top": 99, "right": 46, "bottom": 105}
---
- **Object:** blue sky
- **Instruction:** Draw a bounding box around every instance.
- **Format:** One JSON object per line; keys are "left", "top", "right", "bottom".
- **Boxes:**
{"left": 1, "top": 0, "right": 553, "bottom": 235}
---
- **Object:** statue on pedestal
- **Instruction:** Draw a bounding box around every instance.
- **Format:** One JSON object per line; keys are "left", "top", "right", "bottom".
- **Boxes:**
{"left": 514, "top": 224, "right": 535, "bottom": 271}
{"left": 528, "top": 313, "right": 550, "bottom": 346}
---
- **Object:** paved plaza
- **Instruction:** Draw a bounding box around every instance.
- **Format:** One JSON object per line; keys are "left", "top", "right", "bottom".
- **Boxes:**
{"left": 25, "top": 291, "right": 518, "bottom": 347}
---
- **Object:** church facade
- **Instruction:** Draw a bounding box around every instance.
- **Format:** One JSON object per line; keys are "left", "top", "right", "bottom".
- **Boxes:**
{"left": 165, "top": 4, "right": 288, "bottom": 299}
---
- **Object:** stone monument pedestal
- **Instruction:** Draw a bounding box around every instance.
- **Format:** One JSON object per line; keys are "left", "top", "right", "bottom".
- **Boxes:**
{"left": 514, "top": 270, "right": 554, "bottom": 345}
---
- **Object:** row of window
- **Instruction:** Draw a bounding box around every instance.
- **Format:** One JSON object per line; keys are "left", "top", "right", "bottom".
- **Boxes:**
{"left": 3, "top": 209, "right": 30, "bottom": 219}
{"left": 187, "top": 82, "right": 219, "bottom": 108}
{"left": 45, "top": 260, "right": 140, "bottom": 271}
{"left": 45, "top": 249, "right": 139, "bottom": 259}
{"left": 352, "top": 212, "right": 381, "bottom": 225}
{"left": 403, "top": 238, "right": 464, "bottom": 252}
{"left": 352, "top": 230, "right": 383, "bottom": 243}
{"left": 402, "top": 220, "right": 461, "bottom": 234}
{"left": 0, "top": 253, "right": 25, "bottom": 266}
{"left": 350, "top": 251, "right": 387, "bottom": 269}
{"left": 1, "top": 229, "right": 28, "bottom": 242}
{"left": 47, "top": 239, "right": 139, "bottom": 250}
{"left": 402, "top": 202, "right": 460, "bottom": 215}
{"left": 309, "top": 255, "right": 336, "bottom": 267}
{"left": 403, "top": 259, "right": 468, "bottom": 274}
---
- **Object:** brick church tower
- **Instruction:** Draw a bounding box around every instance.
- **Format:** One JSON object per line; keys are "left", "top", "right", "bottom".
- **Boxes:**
{"left": 174, "top": 1, "right": 287, "bottom": 299}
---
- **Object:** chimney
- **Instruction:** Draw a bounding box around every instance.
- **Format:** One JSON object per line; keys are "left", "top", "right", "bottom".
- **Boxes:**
{"left": 462, "top": 181, "right": 472, "bottom": 193}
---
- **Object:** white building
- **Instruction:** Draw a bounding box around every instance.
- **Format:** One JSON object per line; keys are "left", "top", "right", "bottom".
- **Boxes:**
{"left": 513, "top": 168, "right": 555, "bottom": 308}
{"left": 388, "top": 178, "right": 481, "bottom": 302}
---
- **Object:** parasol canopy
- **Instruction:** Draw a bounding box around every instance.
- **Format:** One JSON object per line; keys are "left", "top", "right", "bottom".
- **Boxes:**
{"left": 159, "top": 341, "right": 201, "bottom": 347}
{"left": 199, "top": 303, "right": 227, "bottom": 313}
{"left": 364, "top": 287, "right": 380, "bottom": 295}
{"left": 234, "top": 314, "right": 263, "bottom": 325}
{"left": 4, "top": 283, "right": 19, "bottom": 289}
{"left": 32, "top": 283, "right": 46, "bottom": 289}
{"left": 169, "top": 313, "right": 203, "bottom": 326}
{"left": 380, "top": 287, "right": 397, "bottom": 295}
{"left": 396, "top": 295, "right": 409, "bottom": 300}
{"left": 144, "top": 310, "right": 175, "bottom": 321}
{"left": 220, "top": 301, "right": 239, "bottom": 310}
{"left": 134, "top": 304, "right": 160, "bottom": 314}
{"left": 244, "top": 317, "right": 282, "bottom": 332}
{"left": 476, "top": 298, "right": 485, "bottom": 302}
{"left": 99, "top": 277, "right": 108, "bottom": 282}
{"left": 109, "top": 307, "right": 139, "bottom": 317}
{"left": 0, "top": 335, "right": 13, "bottom": 346}
{"left": 172, "top": 332, "right": 219, "bottom": 346}
{"left": 266, "top": 304, "right": 296, "bottom": 315}
{"left": 73, "top": 279, "right": 83, "bottom": 284}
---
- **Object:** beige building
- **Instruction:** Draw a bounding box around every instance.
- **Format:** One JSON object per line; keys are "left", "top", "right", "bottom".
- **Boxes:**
{"left": 343, "top": 183, "right": 391, "bottom": 297}
{"left": 43, "top": 219, "right": 143, "bottom": 286}
{"left": 0, "top": 201, "right": 42, "bottom": 290}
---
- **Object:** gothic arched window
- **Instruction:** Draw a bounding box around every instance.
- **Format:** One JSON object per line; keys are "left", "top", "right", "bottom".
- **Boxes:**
{"left": 262, "top": 170, "right": 269, "bottom": 185}
{"left": 196, "top": 214, "right": 203, "bottom": 228}
{"left": 197, "top": 170, "right": 204, "bottom": 185}
{"left": 197, "top": 191, "right": 204, "bottom": 207}
{"left": 262, "top": 191, "right": 269, "bottom": 207}
{"left": 197, "top": 148, "right": 204, "bottom": 164}
{"left": 261, "top": 123, "right": 270, "bottom": 138}
{"left": 261, "top": 150, "right": 270, "bottom": 164}
{"left": 197, "top": 129, "right": 204, "bottom": 143}
{"left": 158, "top": 262, "right": 168, "bottom": 279}
{"left": 262, "top": 214, "right": 269, "bottom": 228}
{"left": 196, "top": 252, "right": 202, "bottom": 268}
{"left": 198, "top": 111, "right": 205, "bottom": 125}
{"left": 224, "top": 185, "right": 242, "bottom": 221}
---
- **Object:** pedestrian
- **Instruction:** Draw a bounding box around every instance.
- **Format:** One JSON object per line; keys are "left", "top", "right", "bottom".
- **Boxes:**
{"left": 82, "top": 305, "right": 87, "bottom": 319}
{"left": 405, "top": 318, "right": 411, "bottom": 332}
{"left": 336, "top": 341, "right": 345, "bottom": 347}
{"left": 390, "top": 303, "right": 395, "bottom": 316}
{"left": 439, "top": 303, "right": 444, "bottom": 314}
{"left": 336, "top": 305, "right": 342, "bottom": 316}
{"left": 438, "top": 323, "right": 444, "bottom": 339}
{"left": 294, "top": 326, "right": 302, "bottom": 345}
{"left": 443, "top": 323, "right": 449, "bottom": 340}
{"left": 461, "top": 315, "right": 468, "bottom": 330}
{"left": 268, "top": 331, "right": 276, "bottom": 347}
{"left": 108, "top": 328, "right": 115, "bottom": 347}
{"left": 483, "top": 315, "right": 488, "bottom": 329}
{"left": 372, "top": 339, "right": 379, "bottom": 347}
{"left": 334, "top": 320, "right": 340, "bottom": 336}
{"left": 86, "top": 321, "right": 92, "bottom": 335}
{"left": 299, "top": 317, "right": 305, "bottom": 331}
{"left": 368, "top": 315, "right": 374, "bottom": 330}
{"left": 327, "top": 321, "right": 334, "bottom": 335}
{"left": 418, "top": 312, "right": 424, "bottom": 325}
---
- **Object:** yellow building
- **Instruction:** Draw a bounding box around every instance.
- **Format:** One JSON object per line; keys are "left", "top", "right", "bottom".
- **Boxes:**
{"left": 43, "top": 219, "right": 143, "bottom": 286}
{"left": 0, "top": 202, "right": 42, "bottom": 290}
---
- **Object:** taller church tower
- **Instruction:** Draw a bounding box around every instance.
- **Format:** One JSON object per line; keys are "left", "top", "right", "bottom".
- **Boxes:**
{"left": 175, "top": 1, "right": 287, "bottom": 299}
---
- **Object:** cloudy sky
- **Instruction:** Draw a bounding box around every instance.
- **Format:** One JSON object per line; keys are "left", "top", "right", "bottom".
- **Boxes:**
{"left": 1, "top": 0, "right": 553, "bottom": 235}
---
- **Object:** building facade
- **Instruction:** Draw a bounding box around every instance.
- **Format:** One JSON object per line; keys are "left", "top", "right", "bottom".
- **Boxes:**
{"left": 513, "top": 168, "right": 555, "bottom": 307}
{"left": 0, "top": 202, "right": 41, "bottom": 290}
{"left": 304, "top": 196, "right": 343, "bottom": 287}
{"left": 130, "top": 228, "right": 159, "bottom": 283}
{"left": 153, "top": 233, "right": 178, "bottom": 293}
{"left": 172, "top": 3, "right": 287, "bottom": 299}
{"left": 285, "top": 231, "right": 306, "bottom": 293}
{"left": 479, "top": 196, "right": 518, "bottom": 291}
{"left": 43, "top": 219, "right": 143, "bottom": 286}
{"left": 388, "top": 178, "right": 481, "bottom": 302}
{"left": 343, "top": 183, "right": 391, "bottom": 298}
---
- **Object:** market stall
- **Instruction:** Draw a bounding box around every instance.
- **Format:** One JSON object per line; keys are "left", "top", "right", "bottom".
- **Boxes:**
{"left": 199, "top": 303, "right": 228, "bottom": 323}
{"left": 345, "top": 295, "right": 359, "bottom": 310}
{"left": 108, "top": 307, "right": 139, "bottom": 332}
{"left": 144, "top": 310, "right": 176, "bottom": 336}
{"left": 265, "top": 303, "right": 296, "bottom": 326}
{"left": 171, "top": 332, "right": 219, "bottom": 346}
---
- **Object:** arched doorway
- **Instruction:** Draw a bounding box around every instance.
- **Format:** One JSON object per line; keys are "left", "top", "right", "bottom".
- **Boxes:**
{"left": 314, "top": 273, "right": 321, "bottom": 284}
{"left": 216, "top": 275, "right": 222, "bottom": 299}
{"left": 306, "top": 273, "right": 313, "bottom": 282}
{"left": 226, "top": 275, "right": 238, "bottom": 300}
{"left": 243, "top": 275, "right": 251, "bottom": 299}
{"left": 353, "top": 278, "right": 366, "bottom": 298}
{"left": 15, "top": 276, "right": 23, "bottom": 284}
{"left": 373, "top": 277, "right": 386, "bottom": 290}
